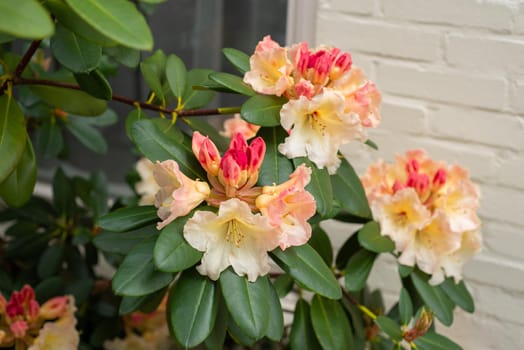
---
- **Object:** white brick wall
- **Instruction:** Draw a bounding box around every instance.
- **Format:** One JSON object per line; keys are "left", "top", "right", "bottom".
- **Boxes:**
{"left": 316, "top": 1, "right": 524, "bottom": 348}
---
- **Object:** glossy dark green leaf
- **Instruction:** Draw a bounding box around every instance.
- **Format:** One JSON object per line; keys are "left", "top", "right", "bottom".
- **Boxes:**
{"left": 37, "top": 244, "right": 65, "bottom": 279}
{"left": 35, "top": 121, "right": 63, "bottom": 158}
{"left": 93, "top": 225, "right": 158, "bottom": 255}
{"left": 375, "top": 316, "right": 403, "bottom": 342}
{"left": 331, "top": 158, "right": 372, "bottom": 219}
{"left": 52, "top": 167, "right": 73, "bottom": 216}
{"left": 31, "top": 84, "right": 107, "bottom": 116}
{"left": 125, "top": 109, "right": 143, "bottom": 141}
{"left": 182, "top": 116, "right": 229, "bottom": 151}
{"left": 222, "top": 48, "right": 250, "bottom": 74}
{"left": 414, "top": 331, "right": 463, "bottom": 350}
{"left": 66, "top": 117, "right": 108, "bottom": 154}
{"left": 119, "top": 288, "right": 166, "bottom": 315}
{"left": 358, "top": 221, "right": 395, "bottom": 253}
{"left": 273, "top": 273, "right": 294, "bottom": 298}
{"left": 0, "top": 139, "right": 36, "bottom": 207}
{"left": 154, "top": 217, "right": 202, "bottom": 272}
{"left": 411, "top": 270, "right": 454, "bottom": 326}
{"left": 209, "top": 72, "right": 255, "bottom": 96}
{"left": 345, "top": 249, "right": 376, "bottom": 292}
{"left": 98, "top": 206, "right": 157, "bottom": 232}
{"left": 294, "top": 157, "right": 333, "bottom": 217}
{"left": 89, "top": 170, "right": 108, "bottom": 220}
{"left": 74, "top": 69, "right": 112, "bottom": 100}
{"left": 290, "top": 299, "right": 321, "bottom": 350}
{"left": 0, "top": 95, "right": 27, "bottom": 183}
{"left": 104, "top": 46, "right": 140, "bottom": 68}
{"left": 398, "top": 263, "right": 414, "bottom": 278}
{"left": 165, "top": 54, "right": 187, "bottom": 100}
{"left": 180, "top": 69, "right": 216, "bottom": 110}
{"left": 258, "top": 126, "right": 293, "bottom": 185}
{"left": 399, "top": 287, "right": 413, "bottom": 325}
{"left": 335, "top": 231, "right": 360, "bottom": 269}
{"left": 266, "top": 283, "right": 284, "bottom": 341}
{"left": 271, "top": 244, "right": 341, "bottom": 300}
{"left": 64, "top": 0, "right": 153, "bottom": 50}
{"left": 112, "top": 237, "right": 172, "bottom": 296}
{"left": 240, "top": 94, "right": 286, "bottom": 127}
{"left": 440, "top": 279, "right": 474, "bottom": 313}
{"left": 309, "top": 225, "right": 333, "bottom": 266}
{"left": 204, "top": 296, "right": 228, "bottom": 350}
{"left": 227, "top": 314, "right": 256, "bottom": 346}
{"left": 219, "top": 269, "right": 270, "bottom": 340}
{"left": 51, "top": 24, "right": 101, "bottom": 72}
{"left": 0, "top": 33, "right": 15, "bottom": 44}
{"left": 131, "top": 119, "right": 205, "bottom": 180}
{"left": 168, "top": 269, "right": 217, "bottom": 348}
{"left": 0, "top": 0, "right": 54, "bottom": 39}
{"left": 311, "top": 295, "right": 353, "bottom": 350}
{"left": 81, "top": 109, "right": 117, "bottom": 127}
{"left": 34, "top": 277, "right": 66, "bottom": 303}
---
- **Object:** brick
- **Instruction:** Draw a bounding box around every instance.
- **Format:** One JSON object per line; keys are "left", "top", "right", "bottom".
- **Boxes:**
{"left": 428, "top": 106, "right": 524, "bottom": 150}
{"left": 497, "top": 151, "right": 524, "bottom": 189}
{"left": 515, "top": 3, "right": 524, "bottom": 34}
{"left": 317, "top": 13, "right": 441, "bottom": 61}
{"left": 483, "top": 222, "right": 524, "bottom": 261}
{"left": 382, "top": 0, "right": 514, "bottom": 32}
{"left": 350, "top": 52, "right": 375, "bottom": 80}
{"left": 510, "top": 80, "right": 524, "bottom": 114}
{"left": 479, "top": 185, "right": 524, "bottom": 226}
{"left": 377, "top": 63, "right": 507, "bottom": 110}
{"left": 465, "top": 255, "right": 524, "bottom": 292}
{"left": 473, "top": 284, "right": 524, "bottom": 325}
{"left": 328, "top": 0, "right": 374, "bottom": 15}
{"left": 380, "top": 100, "right": 427, "bottom": 134}
{"left": 446, "top": 34, "right": 524, "bottom": 73}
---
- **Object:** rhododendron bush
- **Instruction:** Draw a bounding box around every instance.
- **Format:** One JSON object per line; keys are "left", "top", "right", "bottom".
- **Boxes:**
{"left": 0, "top": 1, "right": 481, "bottom": 349}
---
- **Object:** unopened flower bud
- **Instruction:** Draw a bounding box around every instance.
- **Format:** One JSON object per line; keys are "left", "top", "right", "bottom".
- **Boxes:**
{"left": 39, "top": 296, "right": 68, "bottom": 320}
{"left": 10, "top": 320, "right": 28, "bottom": 338}
{"left": 403, "top": 308, "right": 433, "bottom": 342}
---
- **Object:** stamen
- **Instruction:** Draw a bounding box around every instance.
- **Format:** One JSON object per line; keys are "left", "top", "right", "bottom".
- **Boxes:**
{"left": 226, "top": 220, "right": 245, "bottom": 248}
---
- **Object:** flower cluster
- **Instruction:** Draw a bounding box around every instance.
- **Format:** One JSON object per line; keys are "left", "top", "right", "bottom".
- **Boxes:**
{"left": 243, "top": 35, "right": 381, "bottom": 173}
{"left": 0, "top": 285, "right": 78, "bottom": 350}
{"left": 149, "top": 131, "right": 316, "bottom": 282}
{"left": 361, "top": 150, "right": 482, "bottom": 284}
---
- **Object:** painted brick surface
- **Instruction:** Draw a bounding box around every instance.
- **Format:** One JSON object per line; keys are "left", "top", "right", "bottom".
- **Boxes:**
{"left": 317, "top": 1, "right": 524, "bottom": 348}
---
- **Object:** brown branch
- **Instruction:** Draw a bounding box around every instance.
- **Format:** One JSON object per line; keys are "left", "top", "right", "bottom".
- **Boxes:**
{"left": 1, "top": 40, "right": 42, "bottom": 94}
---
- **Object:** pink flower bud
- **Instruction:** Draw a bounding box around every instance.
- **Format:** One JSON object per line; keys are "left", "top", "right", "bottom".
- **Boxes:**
{"left": 39, "top": 296, "right": 68, "bottom": 320}
{"left": 220, "top": 153, "right": 242, "bottom": 184}
{"left": 10, "top": 320, "right": 28, "bottom": 338}
{"left": 247, "top": 137, "right": 265, "bottom": 172}
{"left": 229, "top": 133, "right": 248, "bottom": 154}
{"left": 192, "top": 132, "right": 221, "bottom": 176}
{"left": 405, "top": 159, "right": 419, "bottom": 174}
{"left": 392, "top": 180, "right": 405, "bottom": 193}
{"left": 433, "top": 168, "right": 447, "bottom": 187}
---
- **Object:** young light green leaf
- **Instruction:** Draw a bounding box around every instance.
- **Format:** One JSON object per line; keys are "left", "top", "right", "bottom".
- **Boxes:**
{"left": 0, "top": 139, "right": 36, "bottom": 207}
{"left": 265, "top": 283, "right": 284, "bottom": 341}
{"left": 290, "top": 299, "right": 321, "bottom": 350}
{"left": 219, "top": 269, "right": 270, "bottom": 340}
{"left": 411, "top": 270, "right": 455, "bottom": 326}
{"left": 399, "top": 287, "right": 413, "bottom": 325}
{"left": 222, "top": 48, "right": 251, "bottom": 74}
{"left": 154, "top": 217, "right": 202, "bottom": 272}
{"left": 74, "top": 69, "right": 112, "bottom": 100}
{"left": 0, "top": 0, "right": 54, "bottom": 39}
{"left": 66, "top": 117, "right": 108, "bottom": 154}
{"left": 64, "top": 0, "right": 153, "bottom": 50}
{"left": 375, "top": 316, "right": 403, "bottom": 342}
{"left": 439, "top": 279, "right": 474, "bottom": 313}
{"left": 181, "top": 69, "right": 216, "bottom": 110}
{"left": 209, "top": 72, "right": 255, "bottom": 96}
{"left": 294, "top": 157, "right": 333, "bottom": 218}
{"left": 345, "top": 249, "right": 377, "bottom": 292}
{"left": 311, "top": 295, "right": 354, "bottom": 350}
{"left": 331, "top": 158, "right": 372, "bottom": 219}
{"left": 112, "top": 237, "right": 173, "bottom": 296}
{"left": 165, "top": 54, "right": 187, "bottom": 100}
{"left": 51, "top": 24, "right": 101, "bottom": 73}
{"left": 258, "top": 126, "right": 294, "bottom": 185}
{"left": 98, "top": 206, "right": 158, "bottom": 232}
{"left": 271, "top": 244, "right": 341, "bottom": 300}
{"left": 414, "top": 331, "right": 463, "bottom": 350}
{"left": 168, "top": 269, "right": 217, "bottom": 348}
{"left": 240, "top": 94, "right": 286, "bottom": 127}
{"left": 0, "top": 95, "right": 27, "bottom": 183}
{"left": 358, "top": 221, "right": 395, "bottom": 253}
{"left": 125, "top": 109, "right": 144, "bottom": 140}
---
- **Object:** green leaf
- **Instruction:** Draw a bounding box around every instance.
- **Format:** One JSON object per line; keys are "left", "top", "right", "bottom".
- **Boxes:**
{"left": 0, "top": 95, "right": 27, "bottom": 183}
{"left": 0, "top": 139, "right": 36, "bottom": 207}
{"left": 375, "top": 316, "right": 403, "bottom": 342}
{"left": 31, "top": 84, "right": 107, "bottom": 116}
{"left": 411, "top": 270, "right": 454, "bottom": 326}
{"left": 0, "top": 0, "right": 54, "bottom": 39}
{"left": 266, "top": 284, "right": 284, "bottom": 341}
{"left": 98, "top": 206, "right": 158, "bottom": 232}
{"left": 141, "top": 63, "right": 164, "bottom": 100}
{"left": 94, "top": 225, "right": 158, "bottom": 255}
{"left": 414, "top": 332, "right": 463, "bottom": 350}
{"left": 331, "top": 158, "right": 372, "bottom": 219}
{"left": 51, "top": 24, "right": 101, "bottom": 73}
{"left": 74, "top": 69, "right": 112, "bottom": 100}
{"left": 365, "top": 139, "right": 378, "bottom": 150}
{"left": 222, "top": 48, "right": 250, "bottom": 74}
{"left": 168, "top": 269, "right": 217, "bottom": 348}
{"left": 311, "top": 295, "right": 354, "bottom": 350}
{"left": 440, "top": 279, "right": 474, "bottom": 313}
{"left": 89, "top": 170, "right": 108, "bottom": 220}
{"left": 52, "top": 167, "right": 73, "bottom": 216}
{"left": 64, "top": 0, "right": 153, "bottom": 50}
{"left": 309, "top": 225, "right": 333, "bottom": 266}
{"left": 37, "top": 244, "right": 65, "bottom": 279}
{"left": 204, "top": 296, "right": 228, "bottom": 350}
{"left": 34, "top": 276, "right": 66, "bottom": 303}
{"left": 345, "top": 249, "right": 376, "bottom": 292}
{"left": 125, "top": 109, "right": 144, "bottom": 140}
{"left": 66, "top": 117, "right": 108, "bottom": 154}
{"left": 273, "top": 274, "right": 294, "bottom": 298}
{"left": 219, "top": 269, "right": 270, "bottom": 340}
{"left": 398, "top": 263, "right": 414, "bottom": 278}
{"left": 131, "top": 119, "right": 205, "bottom": 180}
{"left": 35, "top": 121, "right": 64, "bottom": 158}
{"left": 290, "top": 299, "right": 321, "bottom": 350}
{"left": 294, "top": 157, "right": 333, "bottom": 217}
{"left": 165, "top": 54, "right": 187, "bottom": 100}
{"left": 227, "top": 314, "right": 256, "bottom": 346}
{"left": 182, "top": 116, "right": 229, "bottom": 151}
{"left": 271, "top": 244, "right": 341, "bottom": 300}
{"left": 358, "top": 221, "right": 395, "bottom": 253}
{"left": 399, "top": 287, "right": 413, "bottom": 325}
{"left": 209, "top": 72, "right": 255, "bottom": 96}
{"left": 112, "top": 236, "right": 173, "bottom": 296}
{"left": 104, "top": 46, "right": 140, "bottom": 68}
{"left": 181, "top": 69, "right": 216, "bottom": 110}
{"left": 335, "top": 232, "right": 360, "bottom": 270}
{"left": 258, "top": 126, "right": 293, "bottom": 185}
{"left": 119, "top": 288, "right": 167, "bottom": 315}
{"left": 154, "top": 217, "right": 202, "bottom": 272}
{"left": 240, "top": 94, "right": 286, "bottom": 127}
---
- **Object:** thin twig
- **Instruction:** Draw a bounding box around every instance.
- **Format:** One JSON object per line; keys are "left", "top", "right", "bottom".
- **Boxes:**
{"left": 0, "top": 40, "right": 42, "bottom": 94}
